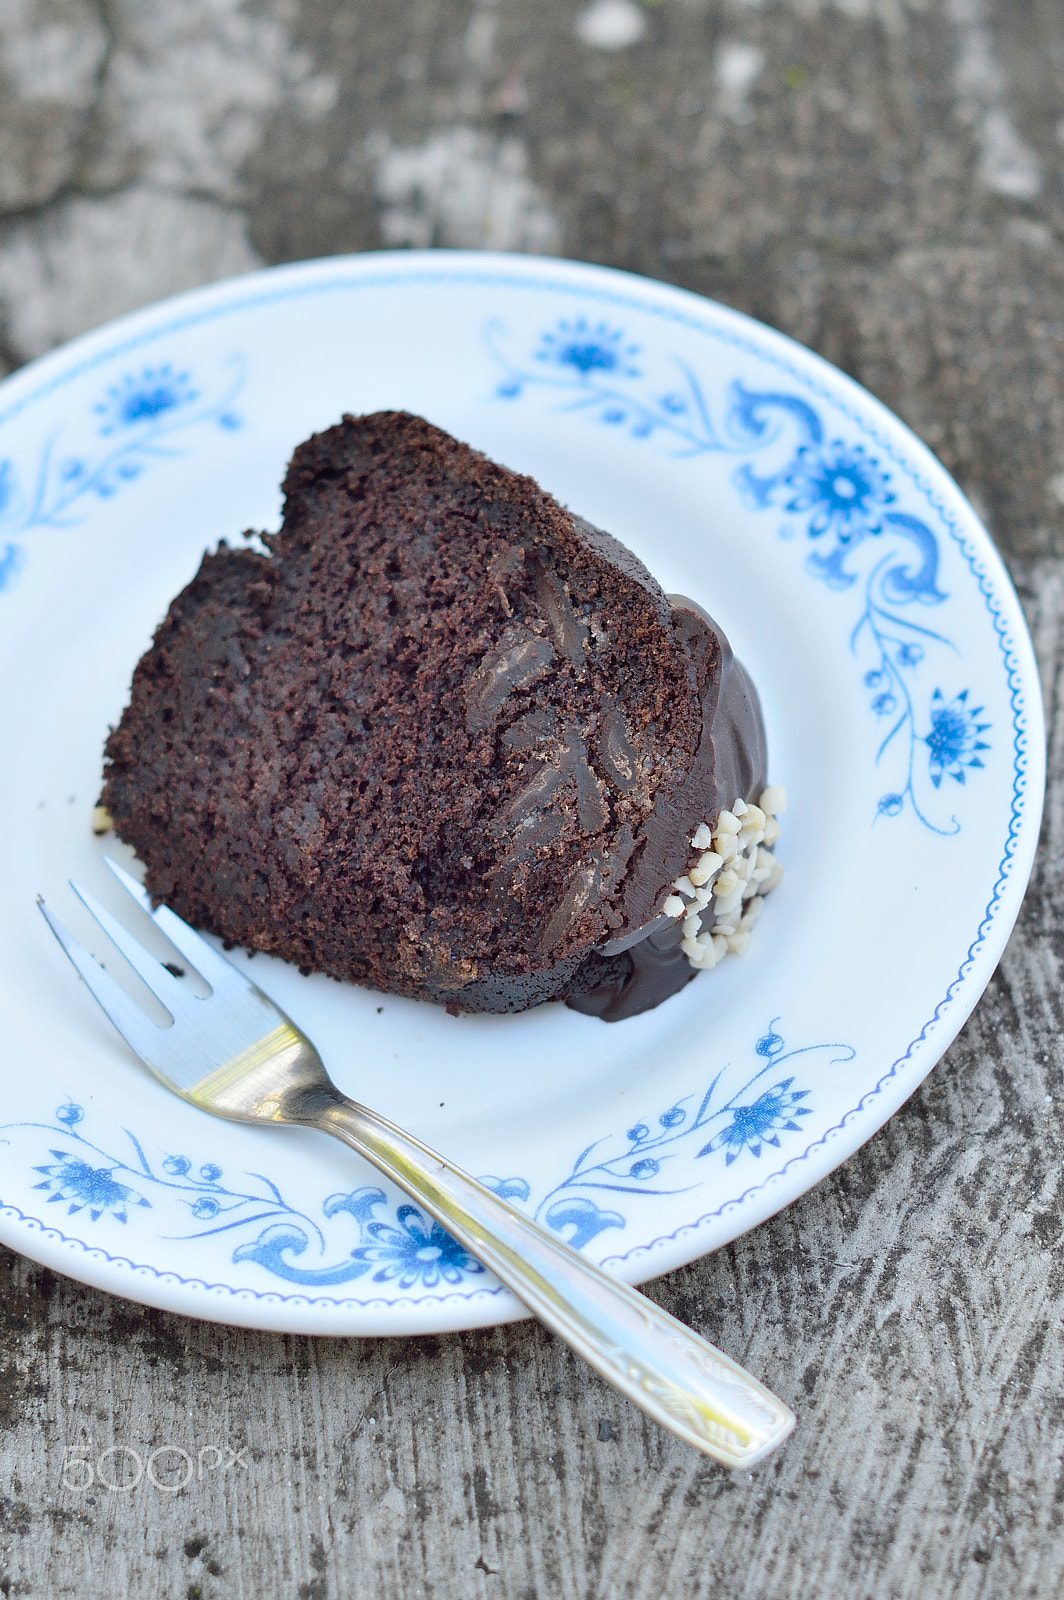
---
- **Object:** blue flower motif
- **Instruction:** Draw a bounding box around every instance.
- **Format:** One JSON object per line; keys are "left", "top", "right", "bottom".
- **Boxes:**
{"left": 924, "top": 689, "right": 990, "bottom": 788}
{"left": 191, "top": 1196, "right": 220, "bottom": 1220}
{"left": 199, "top": 1163, "right": 222, "bottom": 1182}
{"left": 755, "top": 1027, "right": 784, "bottom": 1057}
{"left": 878, "top": 792, "right": 904, "bottom": 817}
{"left": 629, "top": 1158, "right": 660, "bottom": 1179}
{"left": 163, "top": 1154, "right": 192, "bottom": 1176}
{"left": 872, "top": 692, "right": 897, "bottom": 716}
{"left": 1, "top": 354, "right": 244, "bottom": 599}
{"left": 697, "top": 1079, "right": 812, "bottom": 1165}
{"left": 354, "top": 1205, "right": 483, "bottom": 1289}
{"left": 32, "top": 1151, "right": 150, "bottom": 1222}
{"left": 658, "top": 1106, "right": 685, "bottom": 1129}
{"left": 94, "top": 366, "right": 198, "bottom": 435}
{"left": 627, "top": 1123, "right": 650, "bottom": 1143}
{"left": 535, "top": 318, "right": 640, "bottom": 378}
{"left": 784, "top": 442, "right": 894, "bottom": 543}
{"left": 896, "top": 642, "right": 923, "bottom": 667}
{"left": 56, "top": 1102, "right": 84, "bottom": 1127}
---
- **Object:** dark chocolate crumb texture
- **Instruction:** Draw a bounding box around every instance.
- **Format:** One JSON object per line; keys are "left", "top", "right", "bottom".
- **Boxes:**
{"left": 101, "top": 412, "right": 781, "bottom": 1021}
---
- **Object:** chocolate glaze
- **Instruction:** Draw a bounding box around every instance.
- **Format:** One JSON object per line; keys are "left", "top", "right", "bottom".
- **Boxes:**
{"left": 564, "top": 597, "right": 767, "bottom": 1022}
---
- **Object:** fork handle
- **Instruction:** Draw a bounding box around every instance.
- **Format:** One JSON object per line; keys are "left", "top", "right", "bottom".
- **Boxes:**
{"left": 316, "top": 1096, "right": 794, "bottom": 1467}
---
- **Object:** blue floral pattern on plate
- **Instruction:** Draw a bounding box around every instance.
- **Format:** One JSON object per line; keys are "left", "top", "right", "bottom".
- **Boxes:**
{"left": 925, "top": 689, "right": 991, "bottom": 788}
{"left": 525, "top": 1026, "right": 849, "bottom": 1250}
{"left": 0, "top": 1024, "right": 847, "bottom": 1292}
{"left": 0, "top": 357, "right": 244, "bottom": 593}
{"left": 489, "top": 318, "right": 990, "bottom": 834}
{"left": 33, "top": 1151, "right": 150, "bottom": 1224}
{"left": 1, "top": 1100, "right": 480, "bottom": 1290}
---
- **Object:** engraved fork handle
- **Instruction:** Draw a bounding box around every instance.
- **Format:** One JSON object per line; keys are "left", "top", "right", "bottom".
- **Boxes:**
{"left": 316, "top": 1096, "right": 795, "bottom": 1467}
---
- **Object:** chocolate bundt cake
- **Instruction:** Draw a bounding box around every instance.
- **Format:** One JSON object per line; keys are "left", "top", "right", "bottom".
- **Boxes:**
{"left": 100, "top": 412, "right": 783, "bottom": 1021}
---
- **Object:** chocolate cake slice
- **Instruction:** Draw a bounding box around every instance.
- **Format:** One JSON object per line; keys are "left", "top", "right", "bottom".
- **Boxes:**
{"left": 101, "top": 411, "right": 782, "bottom": 1020}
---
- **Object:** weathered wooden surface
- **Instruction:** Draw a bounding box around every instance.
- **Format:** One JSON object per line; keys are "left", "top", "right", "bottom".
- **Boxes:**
{"left": 1, "top": 1, "right": 1063, "bottom": 1595}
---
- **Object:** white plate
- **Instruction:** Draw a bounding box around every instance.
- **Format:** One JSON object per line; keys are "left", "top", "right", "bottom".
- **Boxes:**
{"left": 0, "top": 251, "right": 1043, "bottom": 1335}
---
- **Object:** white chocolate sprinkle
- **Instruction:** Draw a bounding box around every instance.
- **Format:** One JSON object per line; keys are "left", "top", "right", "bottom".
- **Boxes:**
{"left": 653, "top": 788, "right": 784, "bottom": 975}
{"left": 689, "top": 850, "right": 722, "bottom": 886}
{"left": 763, "top": 858, "right": 785, "bottom": 893}
{"left": 741, "top": 895, "right": 763, "bottom": 928}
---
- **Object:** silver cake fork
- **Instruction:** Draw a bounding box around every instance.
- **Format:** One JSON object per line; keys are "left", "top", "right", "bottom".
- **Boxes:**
{"left": 38, "top": 857, "right": 795, "bottom": 1468}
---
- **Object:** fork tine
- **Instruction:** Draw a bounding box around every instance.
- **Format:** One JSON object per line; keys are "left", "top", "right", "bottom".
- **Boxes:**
{"left": 37, "top": 896, "right": 165, "bottom": 1062}
{"left": 68, "top": 878, "right": 195, "bottom": 1018}
{"left": 102, "top": 857, "right": 241, "bottom": 993}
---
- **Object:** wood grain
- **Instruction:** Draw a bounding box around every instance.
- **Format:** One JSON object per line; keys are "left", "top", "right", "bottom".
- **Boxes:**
{"left": 1, "top": 1, "right": 1063, "bottom": 1594}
